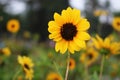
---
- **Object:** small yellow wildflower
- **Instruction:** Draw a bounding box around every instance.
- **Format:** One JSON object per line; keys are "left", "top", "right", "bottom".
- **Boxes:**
{"left": 80, "top": 48, "right": 99, "bottom": 66}
{"left": 18, "top": 55, "right": 34, "bottom": 80}
{"left": 69, "top": 58, "right": 76, "bottom": 70}
{"left": 46, "top": 72, "right": 62, "bottom": 80}
{"left": 112, "top": 17, "right": 120, "bottom": 31}
{"left": 2, "top": 47, "right": 11, "bottom": 56}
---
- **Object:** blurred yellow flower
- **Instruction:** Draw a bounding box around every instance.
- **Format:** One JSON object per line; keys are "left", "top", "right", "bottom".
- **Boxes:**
{"left": 80, "top": 48, "right": 98, "bottom": 66}
{"left": 112, "top": 63, "right": 118, "bottom": 71}
{"left": 48, "top": 52, "right": 53, "bottom": 58}
{"left": 110, "top": 71, "right": 117, "bottom": 78}
{"left": 2, "top": 47, "right": 11, "bottom": 56}
{"left": 69, "top": 58, "right": 76, "bottom": 70}
{"left": 110, "top": 63, "right": 119, "bottom": 78}
{"left": 112, "top": 17, "right": 120, "bottom": 31}
{"left": 23, "top": 31, "right": 31, "bottom": 39}
{"left": 7, "top": 19, "right": 20, "bottom": 33}
{"left": 18, "top": 55, "right": 34, "bottom": 80}
{"left": 92, "top": 35, "right": 120, "bottom": 55}
{"left": 48, "top": 7, "right": 90, "bottom": 54}
{"left": 93, "top": 10, "right": 108, "bottom": 17}
{"left": 46, "top": 72, "right": 62, "bottom": 80}
{"left": 108, "top": 34, "right": 114, "bottom": 41}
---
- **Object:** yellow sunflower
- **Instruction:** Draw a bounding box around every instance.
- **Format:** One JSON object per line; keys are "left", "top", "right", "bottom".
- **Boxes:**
{"left": 7, "top": 19, "right": 20, "bottom": 33}
{"left": 69, "top": 58, "right": 76, "bottom": 70}
{"left": 18, "top": 55, "right": 34, "bottom": 80}
{"left": 80, "top": 48, "right": 99, "bottom": 66}
{"left": 92, "top": 34, "right": 120, "bottom": 55}
{"left": 1, "top": 47, "right": 11, "bottom": 56}
{"left": 112, "top": 17, "right": 120, "bottom": 31}
{"left": 48, "top": 7, "right": 90, "bottom": 54}
{"left": 46, "top": 72, "right": 62, "bottom": 80}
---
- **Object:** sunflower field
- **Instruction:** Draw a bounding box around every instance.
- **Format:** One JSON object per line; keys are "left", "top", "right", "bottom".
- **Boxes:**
{"left": 0, "top": 0, "right": 120, "bottom": 80}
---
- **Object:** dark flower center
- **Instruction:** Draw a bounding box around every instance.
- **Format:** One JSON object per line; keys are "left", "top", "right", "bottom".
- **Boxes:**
{"left": 60, "top": 23, "right": 77, "bottom": 41}
{"left": 117, "top": 22, "right": 120, "bottom": 26}
{"left": 87, "top": 53, "right": 93, "bottom": 60}
{"left": 69, "top": 61, "right": 72, "bottom": 66}
{"left": 54, "top": 77, "right": 59, "bottom": 80}
{"left": 11, "top": 24, "right": 15, "bottom": 28}
{"left": 24, "top": 64, "right": 30, "bottom": 70}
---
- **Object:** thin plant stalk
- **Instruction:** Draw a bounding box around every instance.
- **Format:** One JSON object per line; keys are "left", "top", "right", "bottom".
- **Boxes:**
{"left": 99, "top": 55, "right": 105, "bottom": 80}
{"left": 13, "top": 67, "right": 21, "bottom": 80}
{"left": 84, "top": 62, "right": 89, "bottom": 80}
{"left": 65, "top": 51, "right": 70, "bottom": 80}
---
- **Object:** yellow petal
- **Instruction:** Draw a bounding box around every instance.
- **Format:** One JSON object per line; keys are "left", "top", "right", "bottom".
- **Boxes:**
{"left": 76, "top": 32, "right": 90, "bottom": 40}
{"left": 68, "top": 41, "right": 81, "bottom": 54}
{"left": 48, "top": 21, "right": 60, "bottom": 33}
{"left": 55, "top": 42, "right": 60, "bottom": 52}
{"left": 61, "top": 7, "right": 72, "bottom": 23}
{"left": 55, "top": 39, "right": 68, "bottom": 54}
{"left": 53, "top": 36, "right": 62, "bottom": 41}
{"left": 60, "top": 40, "right": 68, "bottom": 54}
{"left": 68, "top": 41, "right": 75, "bottom": 54}
{"left": 73, "top": 37, "right": 86, "bottom": 48}
{"left": 54, "top": 13, "right": 65, "bottom": 26}
{"left": 92, "top": 38, "right": 100, "bottom": 49}
{"left": 104, "top": 37, "right": 110, "bottom": 47}
{"left": 49, "top": 31, "right": 60, "bottom": 39}
{"left": 72, "top": 8, "right": 81, "bottom": 25}
{"left": 77, "top": 19, "right": 90, "bottom": 31}
{"left": 73, "top": 41, "right": 81, "bottom": 51}
{"left": 96, "top": 35, "right": 103, "bottom": 45}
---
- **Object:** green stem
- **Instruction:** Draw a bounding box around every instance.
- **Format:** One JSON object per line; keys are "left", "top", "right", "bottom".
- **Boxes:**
{"left": 12, "top": 67, "right": 21, "bottom": 80}
{"left": 84, "top": 62, "right": 89, "bottom": 80}
{"left": 99, "top": 55, "right": 105, "bottom": 80}
{"left": 65, "top": 51, "right": 70, "bottom": 80}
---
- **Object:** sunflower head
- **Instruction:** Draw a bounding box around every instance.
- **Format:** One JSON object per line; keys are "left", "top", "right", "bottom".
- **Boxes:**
{"left": 92, "top": 34, "right": 120, "bottom": 55}
{"left": 18, "top": 55, "right": 34, "bottom": 70}
{"left": 7, "top": 19, "right": 20, "bottom": 33}
{"left": 112, "top": 17, "right": 120, "bottom": 31}
{"left": 18, "top": 55, "right": 34, "bottom": 80}
{"left": 48, "top": 7, "right": 90, "bottom": 54}
{"left": 69, "top": 58, "right": 76, "bottom": 70}
{"left": 46, "top": 72, "right": 62, "bottom": 80}
{"left": 80, "top": 48, "right": 99, "bottom": 66}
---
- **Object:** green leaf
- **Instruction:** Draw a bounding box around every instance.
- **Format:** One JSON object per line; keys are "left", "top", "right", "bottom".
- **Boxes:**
{"left": 91, "top": 71, "right": 99, "bottom": 80}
